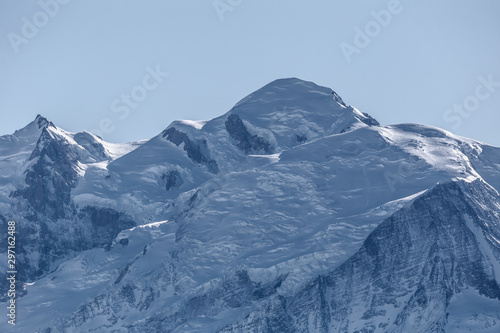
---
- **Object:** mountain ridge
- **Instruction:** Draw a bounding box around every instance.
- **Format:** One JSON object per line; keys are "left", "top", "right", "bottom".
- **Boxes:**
{"left": 219, "top": 178, "right": 500, "bottom": 332}
{"left": 1, "top": 78, "right": 500, "bottom": 332}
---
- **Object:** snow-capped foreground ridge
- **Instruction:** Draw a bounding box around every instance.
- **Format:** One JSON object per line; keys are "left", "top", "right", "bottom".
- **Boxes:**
{"left": 1, "top": 78, "right": 500, "bottom": 332}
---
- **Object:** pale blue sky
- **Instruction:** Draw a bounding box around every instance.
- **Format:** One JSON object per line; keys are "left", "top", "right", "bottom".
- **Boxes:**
{"left": 1, "top": 1, "right": 499, "bottom": 145}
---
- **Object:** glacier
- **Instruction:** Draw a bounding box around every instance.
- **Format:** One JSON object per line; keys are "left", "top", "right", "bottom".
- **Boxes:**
{"left": 1, "top": 78, "right": 499, "bottom": 332}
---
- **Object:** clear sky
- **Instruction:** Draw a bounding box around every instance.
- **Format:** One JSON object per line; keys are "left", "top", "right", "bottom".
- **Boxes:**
{"left": 1, "top": 0, "right": 499, "bottom": 146}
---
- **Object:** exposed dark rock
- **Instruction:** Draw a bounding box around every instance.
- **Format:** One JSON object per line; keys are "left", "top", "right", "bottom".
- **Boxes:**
{"left": 223, "top": 179, "right": 500, "bottom": 331}
{"left": 296, "top": 134, "right": 307, "bottom": 143}
{"left": 120, "top": 284, "right": 137, "bottom": 305}
{"left": 161, "top": 170, "right": 183, "bottom": 191}
{"left": 174, "top": 189, "right": 201, "bottom": 242}
{"left": 332, "top": 91, "right": 346, "bottom": 106}
{"left": 340, "top": 126, "right": 350, "bottom": 134}
{"left": 115, "top": 262, "right": 133, "bottom": 285}
{"left": 162, "top": 127, "right": 219, "bottom": 174}
{"left": 125, "top": 270, "right": 286, "bottom": 332}
{"left": 79, "top": 206, "right": 136, "bottom": 248}
{"left": 219, "top": 295, "right": 294, "bottom": 333}
{"left": 186, "top": 270, "right": 254, "bottom": 316}
{"left": 251, "top": 273, "right": 288, "bottom": 300}
{"left": 225, "top": 114, "right": 273, "bottom": 154}
{"left": 12, "top": 128, "right": 79, "bottom": 219}
{"left": 35, "top": 114, "right": 54, "bottom": 130}
{"left": 119, "top": 238, "right": 129, "bottom": 246}
{"left": 361, "top": 112, "right": 380, "bottom": 126}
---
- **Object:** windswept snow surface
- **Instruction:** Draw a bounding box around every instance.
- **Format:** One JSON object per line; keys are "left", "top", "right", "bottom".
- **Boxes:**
{"left": 1, "top": 78, "right": 500, "bottom": 332}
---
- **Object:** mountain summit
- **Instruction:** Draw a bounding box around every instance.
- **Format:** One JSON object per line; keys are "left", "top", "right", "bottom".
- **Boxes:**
{"left": 1, "top": 79, "right": 500, "bottom": 332}
{"left": 215, "top": 77, "right": 380, "bottom": 152}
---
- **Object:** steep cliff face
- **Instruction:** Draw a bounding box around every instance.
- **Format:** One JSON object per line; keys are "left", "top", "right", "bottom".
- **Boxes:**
{"left": 225, "top": 114, "right": 273, "bottom": 155}
{"left": 162, "top": 127, "right": 220, "bottom": 174}
{"left": 13, "top": 126, "right": 80, "bottom": 219}
{"left": 220, "top": 179, "right": 500, "bottom": 332}
{"left": 0, "top": 118, "right": 140, "bottom": 296}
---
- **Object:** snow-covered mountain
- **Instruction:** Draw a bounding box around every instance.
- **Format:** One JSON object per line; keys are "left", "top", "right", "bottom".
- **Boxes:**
{"left": 1, "top": 78, "right": 500, "bottom": 332}
{"left": 220, "top": 178, "right": 500, "bottom": 332}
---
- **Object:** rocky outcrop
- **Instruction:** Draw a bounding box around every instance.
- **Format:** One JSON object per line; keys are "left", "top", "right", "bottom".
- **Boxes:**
{"left": 79, "top": 206, "right": 136, "bottom": 248}
{"left": 160, "top": 170, "right": 183, "bottom": 191}
{"left": 221, "top": 179, "right": 500, "bottom": 332}
{"left": 162, "top": 127, "right": 219, "bottom": 174}
{"left": 225, "top": 114, "right": 273, "bottom": 154}
{"left": 360, "top": 112, "right": 380, "bottom": 126}
{"left": 12, "top": 127, "right": 79, "bottom": 219}
{"left": 57, "top": 270, "right": 287, "bottom": 332}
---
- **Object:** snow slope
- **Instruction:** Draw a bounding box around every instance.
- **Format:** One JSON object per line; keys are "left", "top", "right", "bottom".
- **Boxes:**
{"left": 1, "top": 78, "right": 500, "bottom": 332}
{"left": 220, "top": 178, "right": 500, "bottom": 332}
